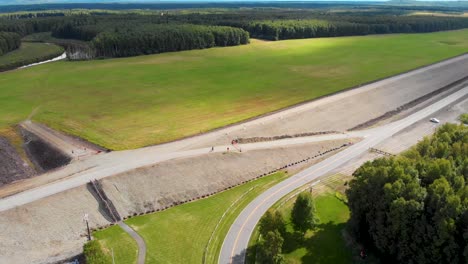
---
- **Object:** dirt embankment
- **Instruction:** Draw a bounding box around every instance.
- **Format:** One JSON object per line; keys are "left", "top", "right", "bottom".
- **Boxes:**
{"left": 0, "top": 185, "right": 109, "bottom": 264}
{"left": 0, "top": 137, "right": 35, "bottom": 186}
{"left": 0, "top": 138, "right": 356, "bottom": 263}
{"left": 101, "top": 139, "right": 356, "bottom": 217}
{"left": 21, "top": 129, "right": 72, "bottom": 173}
{"left": 349, "top": 75, "right": 468, "bottom": 130}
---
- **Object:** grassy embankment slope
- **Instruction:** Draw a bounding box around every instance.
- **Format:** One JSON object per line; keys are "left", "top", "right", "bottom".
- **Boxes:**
{"left": 93, "top": 172, "right": 288, "bottom": 264}
{"left": 1, "top": 30, "right": 468, "bottom": 150}
{"left": 0, "top": 42, "right": 63, "bottom": 72}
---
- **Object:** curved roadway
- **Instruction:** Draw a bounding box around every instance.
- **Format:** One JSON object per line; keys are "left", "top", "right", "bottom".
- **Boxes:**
{"left": 218, "top": 86, "right": 468, "bottom": 264}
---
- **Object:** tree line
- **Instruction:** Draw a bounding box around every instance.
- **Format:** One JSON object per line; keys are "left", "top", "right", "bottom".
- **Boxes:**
{"left": 51, "top": 22, "right": 249, "bottom": 58}
{"left": 347, "top": 123, "right": 468, "bottom": 264}
{"left": 92, "top": 24, "right": 249, "bottom": 58}
{"left": 0, "top": 32, "right": 20, "bottom": 56}
{"left": 1, "top": 10, "right": 468, "bottom": 58}
{"left": 224, "top": 16, "right": 468, "bottom": 40}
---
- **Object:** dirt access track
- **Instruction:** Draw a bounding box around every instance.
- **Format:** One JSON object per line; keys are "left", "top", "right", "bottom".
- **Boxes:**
{"left": 0, "top": 54, "right": 467, "bottom": 263}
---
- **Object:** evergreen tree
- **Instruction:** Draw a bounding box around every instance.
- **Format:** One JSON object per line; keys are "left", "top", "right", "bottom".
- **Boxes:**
{"left": 259, "top": 210, "right": 286, "bottom": 237}
{"left": 258, "top": 230, "right": 284, "bottom": 264}
{"left": 291, "top": 191, "right": 319, "bottom": 234}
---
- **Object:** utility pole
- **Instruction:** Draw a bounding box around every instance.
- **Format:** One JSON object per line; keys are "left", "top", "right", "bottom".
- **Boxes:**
{"left": 83, "top": 213, "right": 91, "bottom": 241}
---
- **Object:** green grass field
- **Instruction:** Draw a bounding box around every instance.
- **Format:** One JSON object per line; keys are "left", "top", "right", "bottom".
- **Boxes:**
{"left": 1, "top": 30, "right": 468, "bottom": 149}
{"left": 92, "top": 225, "right": 139, "bottom": 264}
{"left": 93, "top": 172, "right": 288, "bottom": 264}
{"left": 249, "top": 193, "right": 359, "bottom": 264}
{"left": 0, "top": 42, "right": 64, "bottom": 72}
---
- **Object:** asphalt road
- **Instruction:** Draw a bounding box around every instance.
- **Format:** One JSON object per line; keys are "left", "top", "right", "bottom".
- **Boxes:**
{"left": 218, "top": 86, "right": 468, "bottom": 264}
{"left": 118, "top": 222, "right": 146, "bottom": 264}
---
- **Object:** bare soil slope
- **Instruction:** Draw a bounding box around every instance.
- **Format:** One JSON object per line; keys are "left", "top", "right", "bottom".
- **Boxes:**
{"left": 0, "top": 185, "right": 109, "bottom": 264}
{"left": 102, "top": 139, "right": 355, "bottom": 217}
{"left": 0, "top": 137, "right": 35, "bottom": 186}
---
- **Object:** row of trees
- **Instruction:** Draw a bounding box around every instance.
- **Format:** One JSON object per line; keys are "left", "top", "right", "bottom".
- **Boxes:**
{"left": 257, "top": 192, "right": 319, "bottom": 263}
{"left": 0, "top": 32, "right": 20, "bottom": 56}
{"left": 2, "top": 11, "right": 468, "bottom": 58}
{"left": 237, "top": 16, "right": 468, "bottom": 40}
{"left": 0, "top": 17, "right": 63, "bottom": 36}
{"left": 347, "top": 123, "right": 468, "bottom": 264}
{"left": 91, "top": 24, "right": 249, "bottom": 58}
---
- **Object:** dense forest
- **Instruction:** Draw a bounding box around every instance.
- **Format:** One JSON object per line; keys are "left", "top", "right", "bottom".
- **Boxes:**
{"left": 1, "top": 6, "right": 468, "bottom": 58}
{"left": 236, "top": 16, "right": 468, "bottom": 40}
{"left": 0, "top": 31, "right": 20, "bottom": 56}
{"left": 91, "top": 24, "right": 249, "bottom": 57}
{"left": 347, "top": 123, "right": 468, "bottom": 264}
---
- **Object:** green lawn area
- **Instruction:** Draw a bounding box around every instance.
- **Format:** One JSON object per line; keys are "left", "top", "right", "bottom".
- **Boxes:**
{"left": 249, "top": 193, "right": 358, "bottom": 264}
{"left": 0, "top": 42, "right": 64, "bottom": 71}
{"left": 93, "top": 225, "right": 139, "bottom": 264}
{"left": 1, "top": 30, "right": 468, "bottom": 149}
{"left": 93, "top": 172, "right": 288, "bottom": 264}
{"left": 279, "top": 194, "right": 353, "bottom": 264}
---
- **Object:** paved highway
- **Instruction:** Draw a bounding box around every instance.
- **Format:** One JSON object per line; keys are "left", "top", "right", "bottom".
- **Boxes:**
{"left": 218, "top": 86, "right": 468, "bottom": 264}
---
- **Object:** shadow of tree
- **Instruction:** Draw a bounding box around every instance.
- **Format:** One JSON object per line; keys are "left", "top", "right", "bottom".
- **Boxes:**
{"left": 282, "top": 230, "right": 306, "bottom": 254}
{"left": 302, "top": 222, "right": 352, "bottom": 263}
{"left": 280, "top": 221, "right": 354, "bottom": 264}
{"left": 232, "top": 245, "right": 258, "bottom": 264}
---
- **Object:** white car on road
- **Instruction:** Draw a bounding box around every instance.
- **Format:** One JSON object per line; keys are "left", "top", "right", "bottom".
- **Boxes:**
{"left": 430, "top": 118, "right": 440, "bottom": 123}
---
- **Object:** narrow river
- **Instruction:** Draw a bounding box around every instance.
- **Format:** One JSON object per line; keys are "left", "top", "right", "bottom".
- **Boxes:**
{"left": 19, "top": 52, "right": 67, "bottom": 69}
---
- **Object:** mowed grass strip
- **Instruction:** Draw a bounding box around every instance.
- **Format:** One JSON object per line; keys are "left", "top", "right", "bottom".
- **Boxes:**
{"left": 114, "top": 172, "right": 288, "bottom": 264}
{"left": 93, "top": 224, "right": 139, "bottom": 264}
{"left": 1, "top": 30, "right": 468, "bottom": 149}
{"left": 0, "top": 42, "right": 63, "bottom": 71}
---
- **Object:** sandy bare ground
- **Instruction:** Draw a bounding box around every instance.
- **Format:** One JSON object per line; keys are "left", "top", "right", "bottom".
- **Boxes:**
{"left": 0, "top": 137, "right": 35, "bottom": 186}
